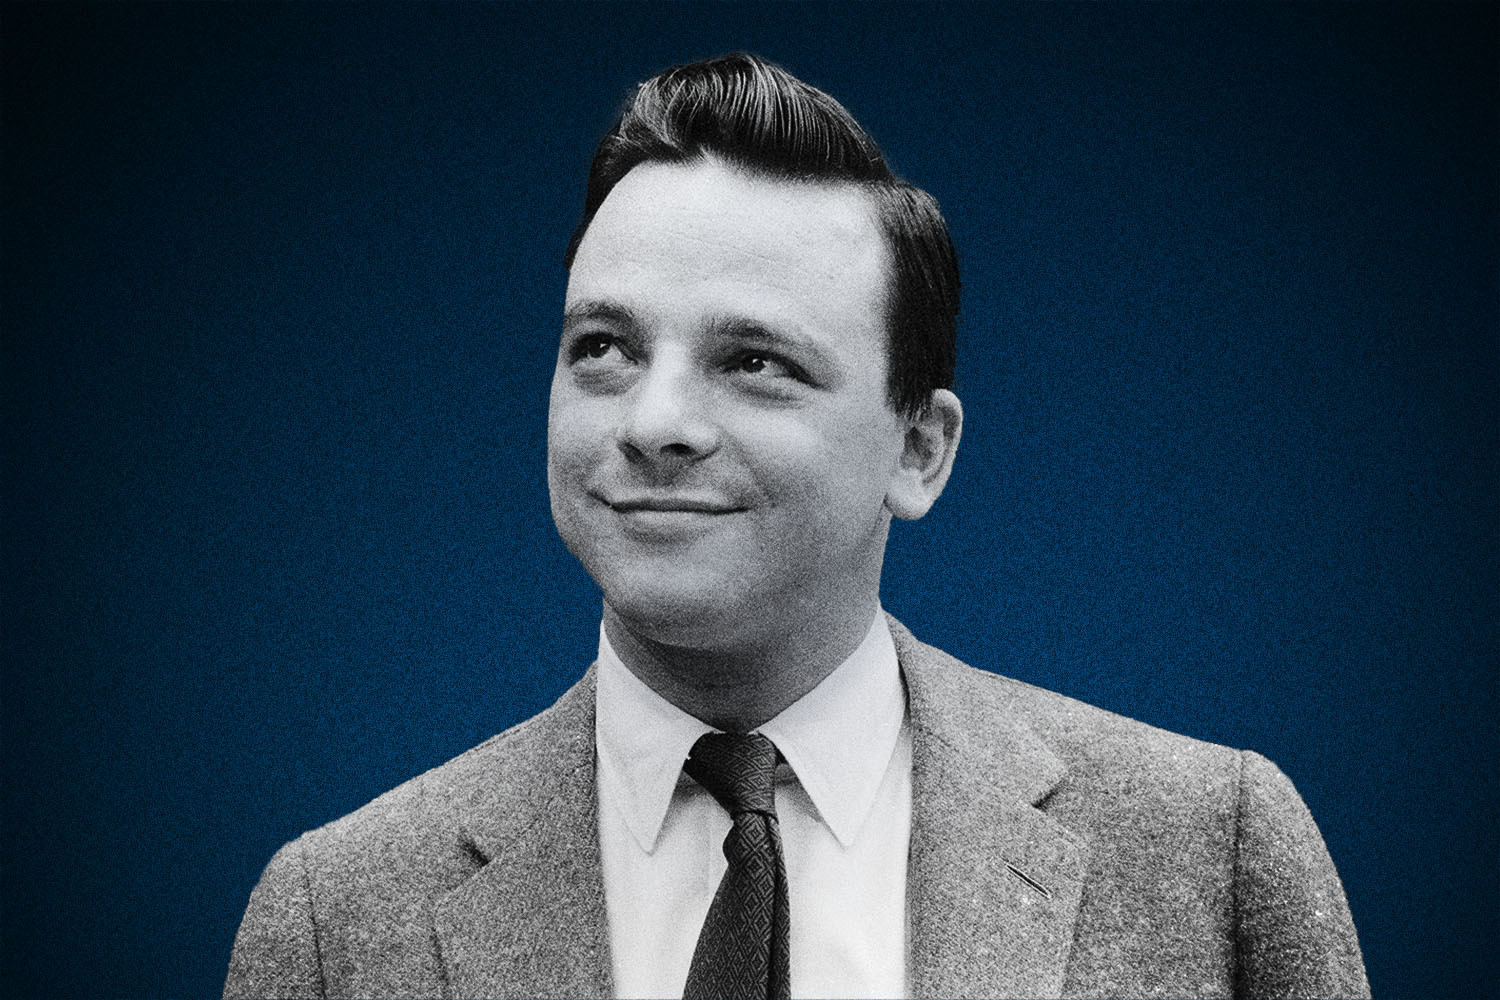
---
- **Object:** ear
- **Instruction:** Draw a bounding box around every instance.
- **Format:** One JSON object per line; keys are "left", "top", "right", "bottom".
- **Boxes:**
{"left": 885, "top": 389, "right": 963, "bottom": 521}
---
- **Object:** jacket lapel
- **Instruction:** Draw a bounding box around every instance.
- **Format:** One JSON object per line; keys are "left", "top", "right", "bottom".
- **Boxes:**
{"left": 894, "top": 621, "right": 1089, "bottom": 999}
{"left": 432, "top": 670, "right": 612, "bottom": 999}
{"left": 428, "top": 628, "right": 1086, "bottom": 999}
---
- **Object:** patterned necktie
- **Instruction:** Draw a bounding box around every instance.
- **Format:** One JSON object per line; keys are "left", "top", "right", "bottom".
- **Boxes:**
{"left": 681, "top": 732, "right": 791, "bottom": 1000}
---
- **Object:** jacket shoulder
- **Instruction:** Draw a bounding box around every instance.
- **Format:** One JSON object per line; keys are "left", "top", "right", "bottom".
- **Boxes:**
{"left": 891, "top": 618, "right": 1368, "bottom": 996}
{"left": 894, "top": 618, "right": 1244, "bottom": 796}
{"left": 294, "top": 667, "right": 596, "bottom": 882}
{"left": 225, "top": 669, "right": 598, "bottom": 998}
{"left": 895, "top": 618, "right": 1251, "bottom": 876}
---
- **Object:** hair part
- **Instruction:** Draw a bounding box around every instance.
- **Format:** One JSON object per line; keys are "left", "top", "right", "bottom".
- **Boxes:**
{"left": 565, "top": 53, "right": 958, "bottom": 419}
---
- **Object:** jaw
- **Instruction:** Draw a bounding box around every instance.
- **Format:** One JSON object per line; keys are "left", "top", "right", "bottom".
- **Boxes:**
{"left": 583, "top": 511, "right": 891, "bottom": 647}
{"left": 599, "top": 595, "right": 883, "bottom": 733}
{"left": 592, "top": 527, "right": 892, "bottom": 729}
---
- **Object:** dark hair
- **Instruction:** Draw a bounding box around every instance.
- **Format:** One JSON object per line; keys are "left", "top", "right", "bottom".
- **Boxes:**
{"left": 564, "top": 53, "right": 958, "bottom": 418}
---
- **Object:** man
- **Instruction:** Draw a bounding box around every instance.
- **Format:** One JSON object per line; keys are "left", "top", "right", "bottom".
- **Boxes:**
{"left": 225, "top": 53, "right": 1368, "bottom": 999}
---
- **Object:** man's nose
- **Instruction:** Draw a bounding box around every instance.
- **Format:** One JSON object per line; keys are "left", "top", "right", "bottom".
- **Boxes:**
{"left": 615, "top": 360, "right": 720, "bottom": 470}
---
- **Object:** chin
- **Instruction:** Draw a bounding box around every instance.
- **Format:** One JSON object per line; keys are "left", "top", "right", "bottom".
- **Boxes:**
{"left": 597, "top": 567, "right": 764, "bottom": 646}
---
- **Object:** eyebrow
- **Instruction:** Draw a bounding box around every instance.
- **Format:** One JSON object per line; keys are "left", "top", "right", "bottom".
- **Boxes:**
{"left": 706, "top": 316, "right": 834, "bottom": 366}
{"left": 561, "top": 302, "right": 839, "bottom": 370}
{"left": 561, "top": 300, "right": 642, "bottom": 333}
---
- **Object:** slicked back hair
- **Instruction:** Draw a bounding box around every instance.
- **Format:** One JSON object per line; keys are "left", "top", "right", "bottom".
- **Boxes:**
{"left": 564, "top": 53, "right": 959, "bottom": 419}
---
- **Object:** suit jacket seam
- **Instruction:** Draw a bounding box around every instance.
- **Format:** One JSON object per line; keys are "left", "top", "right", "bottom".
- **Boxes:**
{"left": 909, "top": 715, "right": 961, "bottom": 758}
{"left": 294, "top": 836, "right": 330, "bottom": 999}
{"left": 454, "top": 745, "right": 596, "bottom": 867}
{"left": 1230, "top": 747, "right": 1247, "bottom": 996}
{"left": 415, "top": 773, "right": 453, "bottom": 1000}
{"left": 508, "top": 757, "right": 595, "bottom": 852}
{"left": 439, "top": 754, "right": 604, "bottom": 996}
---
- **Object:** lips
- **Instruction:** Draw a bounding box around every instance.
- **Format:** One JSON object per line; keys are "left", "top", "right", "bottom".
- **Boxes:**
{"left": 603, "top": 494, "right": 744, "bottom": 515}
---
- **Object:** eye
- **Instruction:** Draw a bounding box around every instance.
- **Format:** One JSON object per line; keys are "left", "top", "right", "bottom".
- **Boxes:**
{"left": 569, "top": 333, "right": 626, "bottom": 364}
{"left": 728, "top": 351, "right": 802, "bottom": 381}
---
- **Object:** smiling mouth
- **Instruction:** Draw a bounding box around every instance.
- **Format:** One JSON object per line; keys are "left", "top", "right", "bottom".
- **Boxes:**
{"left": 600, "top": 494, "right": 745, "bottom": 515}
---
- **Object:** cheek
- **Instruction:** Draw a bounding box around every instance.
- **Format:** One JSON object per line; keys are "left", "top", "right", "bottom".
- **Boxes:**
{"left": 749, "top": 412, "right": 904, "bottom": 517}
{"left": 820, "top": 410, "right": 906, "bottom": 491}
{"left": 546, "top": 418, "right": 606, "bottom": 543}
{"left": 547, "top": 392, "right": 609, "bottom": 479}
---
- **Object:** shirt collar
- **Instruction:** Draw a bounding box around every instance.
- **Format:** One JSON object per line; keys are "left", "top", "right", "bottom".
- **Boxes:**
{"left": 595, "top": 610, "right": 905, "bottom": 853}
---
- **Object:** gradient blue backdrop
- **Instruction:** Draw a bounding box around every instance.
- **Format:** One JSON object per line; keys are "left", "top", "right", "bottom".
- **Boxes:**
{"left": 4, "top": 3, "right": 1495, "bottom": 997}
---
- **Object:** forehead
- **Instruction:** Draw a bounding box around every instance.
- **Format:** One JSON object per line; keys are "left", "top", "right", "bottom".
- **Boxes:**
{"left": 566, "top": 159, "right": 888, "bottom": 336}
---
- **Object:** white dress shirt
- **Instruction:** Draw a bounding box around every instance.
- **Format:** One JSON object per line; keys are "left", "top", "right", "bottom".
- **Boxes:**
{"left": 596, "top": 611, "right": 912, "bottom": 999}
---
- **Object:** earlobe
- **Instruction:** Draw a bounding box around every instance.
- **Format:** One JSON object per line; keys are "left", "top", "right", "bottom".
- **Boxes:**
{"left": 886, "top": 389, "right": 963, "bottom": 521}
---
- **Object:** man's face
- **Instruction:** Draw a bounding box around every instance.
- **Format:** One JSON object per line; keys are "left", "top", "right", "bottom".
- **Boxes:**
{"left": 547, "top": 159, "right": 910, "bottom": 646}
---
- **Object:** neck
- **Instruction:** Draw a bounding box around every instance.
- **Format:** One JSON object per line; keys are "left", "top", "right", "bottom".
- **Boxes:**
{"left": 602, "top": 599, "right": 880, "bottom": 732}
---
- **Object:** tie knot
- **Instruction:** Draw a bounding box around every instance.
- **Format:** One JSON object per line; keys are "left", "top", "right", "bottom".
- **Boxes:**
{"left": 684, "top": 732, "right": 779, "bottom": 817}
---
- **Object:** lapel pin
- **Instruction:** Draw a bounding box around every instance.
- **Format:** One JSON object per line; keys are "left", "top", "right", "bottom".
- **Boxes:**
{"left": 1006, "top": 862, "right": 1052, "bottom": 898}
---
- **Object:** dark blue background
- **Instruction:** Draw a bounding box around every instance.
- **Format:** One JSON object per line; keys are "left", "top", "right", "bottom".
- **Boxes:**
{"left": 4, "top": 3, "right": 1495, "bottom": 996}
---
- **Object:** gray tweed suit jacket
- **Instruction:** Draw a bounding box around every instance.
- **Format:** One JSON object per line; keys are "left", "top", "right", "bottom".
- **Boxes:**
{"left": 225, "top": 619, "right": 1369, "bottom": 998}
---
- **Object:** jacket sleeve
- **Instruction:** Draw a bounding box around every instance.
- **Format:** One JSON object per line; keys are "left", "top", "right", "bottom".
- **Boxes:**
{"left": 224, "top": 839, "right": 325, "bottom": 1000}
{"left": 1233, "top": 750, "right": 1370, "bottom": 998}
